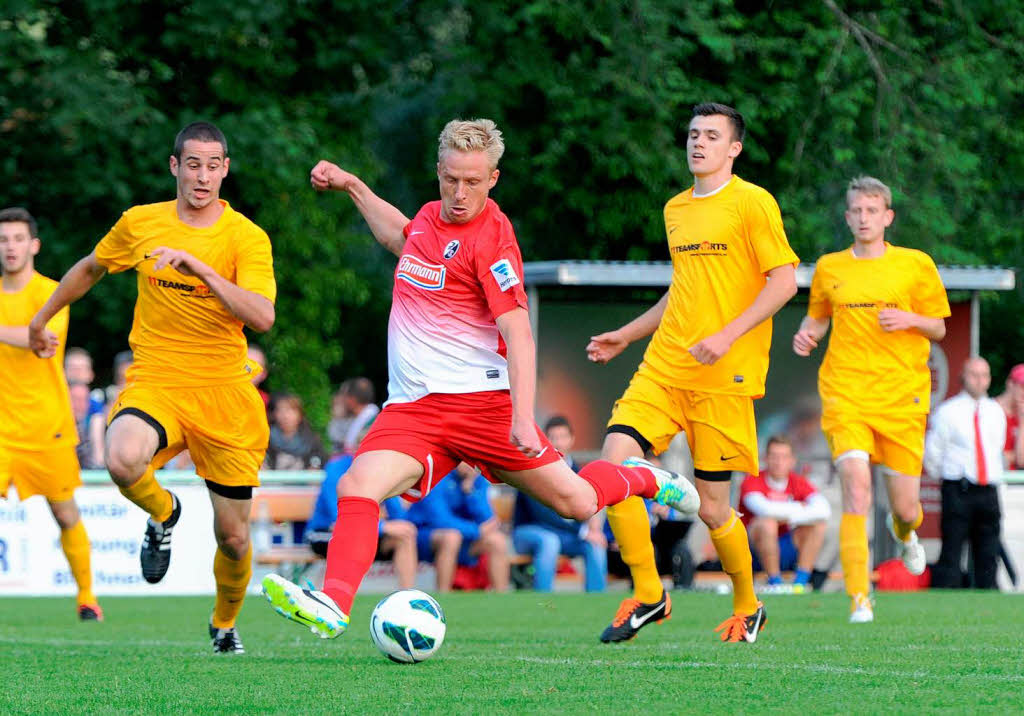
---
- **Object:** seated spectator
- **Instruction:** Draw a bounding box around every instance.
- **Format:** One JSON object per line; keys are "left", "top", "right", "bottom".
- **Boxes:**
{"left": 266, "top": 394, "right": 326, "bottom": 470}
{"left": 405, "top": 463, "right": 509, "bottom": 592}
{"left": 247, "top": 343, "right": 271, "bottom": 410}
{"left": 104, "top": 350, "right": 132, "bottom": 407}
{"left": 327, "top": 377, "right": 380, "bottom": 455}
{"left": 306, "top": 453, "right": 417, "bottom": 589}
{"left": 512, "top": 416, "right": 607, "bottom": 592}
{"left": 64, "top": 347, "right": 106, "bottom": 468}
{"left": 68, "top": 382, "right": 104, "bottom": 469}
{"left": 739, "top": 435, "right": 831, "bottom": 591}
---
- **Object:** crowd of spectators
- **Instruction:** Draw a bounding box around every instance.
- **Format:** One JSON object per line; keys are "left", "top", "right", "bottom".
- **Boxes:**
{"left": 67, "top": 344, "right": 1023, "bottom": 593}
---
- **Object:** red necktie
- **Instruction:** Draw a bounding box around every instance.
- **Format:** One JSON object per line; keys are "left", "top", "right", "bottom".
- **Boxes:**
{"left": 974, "top": 405, "right": 988, "bottom": 486}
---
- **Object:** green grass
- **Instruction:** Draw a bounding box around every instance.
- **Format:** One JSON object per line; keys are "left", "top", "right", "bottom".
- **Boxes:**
{"left": 1, "top": 590, "right": 1021, "bottom": 714}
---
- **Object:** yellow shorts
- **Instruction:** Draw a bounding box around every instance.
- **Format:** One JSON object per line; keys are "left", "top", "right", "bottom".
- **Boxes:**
{"left": 821, "top": 410, "right": 926, "bottom": 476}
{"left": 608, "top": 369, "right": 758, "bottom": 475}
{"left": 0, "top": 444, "right": 81, "bottom": 502}
{"left": 108, "top": 381, "right": 269, "bottom": 488}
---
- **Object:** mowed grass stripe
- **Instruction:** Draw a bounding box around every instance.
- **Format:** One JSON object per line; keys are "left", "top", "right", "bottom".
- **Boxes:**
{"left": 1, "top": 591, "right": 1021, "bottom": 714}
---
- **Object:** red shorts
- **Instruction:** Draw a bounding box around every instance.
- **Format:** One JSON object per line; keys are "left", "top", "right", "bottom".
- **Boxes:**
{"left": 356, "top": 390, "right": 562, "bottom": 501}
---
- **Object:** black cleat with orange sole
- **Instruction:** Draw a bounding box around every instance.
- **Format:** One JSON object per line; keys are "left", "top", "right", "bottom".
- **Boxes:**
{"left": 599, "top": 591, "right": 671, "bottom": 643}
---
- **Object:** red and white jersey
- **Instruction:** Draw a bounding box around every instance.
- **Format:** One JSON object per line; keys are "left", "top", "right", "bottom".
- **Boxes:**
{"left": 385, "top": 199, "right": 529, "bottom": 405}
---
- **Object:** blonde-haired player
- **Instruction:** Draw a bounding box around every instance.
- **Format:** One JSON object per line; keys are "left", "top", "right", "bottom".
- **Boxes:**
{"left": 1, "top": 207, "right": 101, "bottom": 620}
{"left": 29, "top": 122, "right": 276, "bottom": 652}
{"left": 588, "top": 103, "right": 798, "bottom": 643}
{"left": 261, "top": 118, "right": 699, "bottom": 641}
{"left": 793, "top": 176, "right": 949, "bottom": 623}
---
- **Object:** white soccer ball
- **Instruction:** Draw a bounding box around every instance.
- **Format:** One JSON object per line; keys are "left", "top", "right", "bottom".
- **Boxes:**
{"left": 369, "top": 589, "right": 446, "bottom": 663}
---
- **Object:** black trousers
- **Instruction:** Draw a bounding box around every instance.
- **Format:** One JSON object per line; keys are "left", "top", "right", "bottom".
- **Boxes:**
{"left": 931, "top": 479, "right": 1001, "bottom": 589}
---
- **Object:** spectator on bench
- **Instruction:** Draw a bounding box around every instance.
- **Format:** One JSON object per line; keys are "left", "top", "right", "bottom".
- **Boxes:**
{"left": 64, "top": 347, "right": 106, "bottom": 469}
{"left": 266, "top": 393, "right": 325, "bottom": 470}
{"left": 405, "top": 463, "right": 510, "bottom": 592}
{"left": 739, "top": 435, "right": 830, "bottom": 591}
{"left": 327, "top": 377, "right": 380, "bottom": 456}
{"left": 512, "top": 416, "right": 607, "bottom": 592}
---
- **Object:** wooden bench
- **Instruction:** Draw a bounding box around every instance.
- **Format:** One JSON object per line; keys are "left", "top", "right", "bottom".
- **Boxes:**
{"left": 251, "top": 487, "right": 320, "bottom": 580}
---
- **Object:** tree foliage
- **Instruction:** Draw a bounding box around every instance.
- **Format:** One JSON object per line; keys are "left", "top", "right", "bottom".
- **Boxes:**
{"left": 2, "top": 0, "right": 1022, "bottom": 428}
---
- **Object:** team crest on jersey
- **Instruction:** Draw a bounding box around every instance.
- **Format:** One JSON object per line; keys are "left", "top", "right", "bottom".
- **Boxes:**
{"left": 490, "top": 259, "right": 521, "bottom": 292}
{"left": 443, "top": 240, "right": 460, "bottom": 260}
{"left": 397, "top": 254, "right": 446, "bottom": 290}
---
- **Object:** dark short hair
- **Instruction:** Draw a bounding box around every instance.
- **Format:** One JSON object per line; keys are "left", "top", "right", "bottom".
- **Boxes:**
{"left": 692, "top": 102, "right": 745, "bottom": 143}
{"left": 0, "top": 207, "right": 38, "bottom": 237}
{"left": 765, "top": 434, "right": 793, "bottom": 452}
{"left": 173, "top": 121, "right": 228, "bottom": 160}
{"left": 113, "top": 350, "right": 134, "bottom": 368}
{"left": 544, "top": 415, "right": 572, "bottom": 434}
{"left": 340, "top": 377, "right": 375, "bottom": 405}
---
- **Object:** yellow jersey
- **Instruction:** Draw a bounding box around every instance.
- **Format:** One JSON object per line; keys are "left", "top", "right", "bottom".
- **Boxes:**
{"left": 640, "top": 175, "right": 799, "bottom": 397}
{"left": 0, "top": 273, "right": 78, "bottom": 450}
{"left": 95, "top": 200, "right": 276, "bottom": 388}
{"left": 808, "top": 243, "right": 950, "bottom": 415}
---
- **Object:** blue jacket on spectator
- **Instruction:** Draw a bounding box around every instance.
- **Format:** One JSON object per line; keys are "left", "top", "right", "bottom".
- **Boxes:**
{"left": 405, "top": 470, "right": 493, "bottom": 541}
{"left": 307, "top": 454, "right": 405, "bottom": 538}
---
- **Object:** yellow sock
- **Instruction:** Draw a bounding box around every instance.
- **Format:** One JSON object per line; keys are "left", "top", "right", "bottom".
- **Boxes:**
{"left": 839, "top": 513, "right": 870, "bottom": 597}
{"left": 891, "top": 504, "right": 924, "bottom": 542}
{"left": 212, "top": 544, "right": 252, "bottom": 629}
{"left": 119, "top": 467, "right": 173, "bottom": 522}
{"left": 608, "top": 496, "right": 663, "bottom": 603}
{"left": 709, "top": 510, "right": 758, "bottom": 616}
{"left": 60, "top": 520, "right": 96, "bottom": 606}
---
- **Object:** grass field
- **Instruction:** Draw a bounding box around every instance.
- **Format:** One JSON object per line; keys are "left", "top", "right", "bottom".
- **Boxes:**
{"left": 2, "top": 590, "right": 1021, "bottom": 714}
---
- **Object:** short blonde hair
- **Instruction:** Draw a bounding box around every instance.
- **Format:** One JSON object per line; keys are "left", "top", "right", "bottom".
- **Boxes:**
{"left": 847, "top": 175, "right": 892, "bottom": 208}
{"left": 438, "top": 118, "right": 505, "bottom": 169}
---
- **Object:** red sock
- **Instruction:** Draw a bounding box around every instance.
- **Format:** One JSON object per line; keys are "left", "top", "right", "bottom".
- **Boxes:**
{"left": 323, "top": 496, "right": 380, "bottom": 615}
{"left": 578, "top": 460, "right": 658, "bottom": 509}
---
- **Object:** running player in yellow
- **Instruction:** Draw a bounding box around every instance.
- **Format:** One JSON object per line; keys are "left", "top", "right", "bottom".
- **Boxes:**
{"left": 587, "top": 103, "right": 798, "bottom": 643}
{"left": 793, "top": 176, "right": 948, "bottom": 624}
{"left": 28, "top": 122, "right": 276, "bottom": 652}
{"left": 1, "top": 207, "right": 102, "bottom": 621}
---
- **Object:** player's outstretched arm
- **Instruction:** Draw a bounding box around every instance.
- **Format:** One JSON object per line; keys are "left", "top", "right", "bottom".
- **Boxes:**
{"left": 586, "top": 291, "right": 669, "bottom": 364}
{"left": 148, "top": 248, "right": 275, "bottom": 333}
{"left": 496, "top": 307, "right": 542, "bottom": 458}
{"left": 690, "top": 263, "right": 798, "bottom": 365}
{"left": 310, "top": 160, "right": 410, "bottom": 257}
{"left": 28, "top": 251, "right": 107, "bottom": 358}
{"left": 793, "top": 315, "right": 831, "bottom": 357}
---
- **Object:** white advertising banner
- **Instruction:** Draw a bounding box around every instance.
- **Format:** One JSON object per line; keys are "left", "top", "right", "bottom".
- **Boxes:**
{"left": 0, "top": 485, "right": 217, "bottom": 596}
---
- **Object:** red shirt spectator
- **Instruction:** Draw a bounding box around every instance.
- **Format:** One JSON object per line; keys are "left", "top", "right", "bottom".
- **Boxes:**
{"left": 739, "top": 470, "right": 819, "bottom": 536}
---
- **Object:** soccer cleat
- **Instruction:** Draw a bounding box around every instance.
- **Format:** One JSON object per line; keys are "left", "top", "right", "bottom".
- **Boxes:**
{"left": 599, "top": 591, "right": 671, "bottom": 643}
{"left": 78, "top": 603, "right": 104, "bottom": 622}
{"left": 140, "top": 492, "right": 181, "bottom": 584}
{"left": 714, "top": 602, "right": 767, "bottom": 643}
{"left": 886, "top": 513, "right": 926, "bottom": 576}
{"left": 210, "top": 623, "right": 246, "bottom": 654}
{"left": 261, "top": 573, "right": 348, "bottom": 639}
{"left": 623, "top": 456, "right": 700, "bottom": 517}
{"left": 849, "top": 593, "right": 874, "bottom": 624}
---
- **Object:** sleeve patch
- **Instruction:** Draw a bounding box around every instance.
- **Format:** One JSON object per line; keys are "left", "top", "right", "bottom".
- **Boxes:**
{"left": 489, "top": 259, "right": 521, "bottom": 292}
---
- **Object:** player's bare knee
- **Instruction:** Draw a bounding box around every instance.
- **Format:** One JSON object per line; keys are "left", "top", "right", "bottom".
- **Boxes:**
{"left": 698, "top": 501, "right": 731, "bottom": 530}
{"left": 216, "top": 530, "right": 250, "bottom": 560}
{"left": 893, "top": 501, "right": 919, "bottom": 526}
{"left": 105, "top": 449, "right": 149, "bottom": 487}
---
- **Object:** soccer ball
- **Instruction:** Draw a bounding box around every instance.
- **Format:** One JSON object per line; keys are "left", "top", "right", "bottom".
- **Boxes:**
{"left": 369, "top": 589, "right": 446, "bottom": 663}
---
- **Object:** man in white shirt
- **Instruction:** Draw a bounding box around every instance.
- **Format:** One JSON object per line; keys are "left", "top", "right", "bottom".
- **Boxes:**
{"left": 924, "top": 356, "right": 1006, "bottom": 589}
